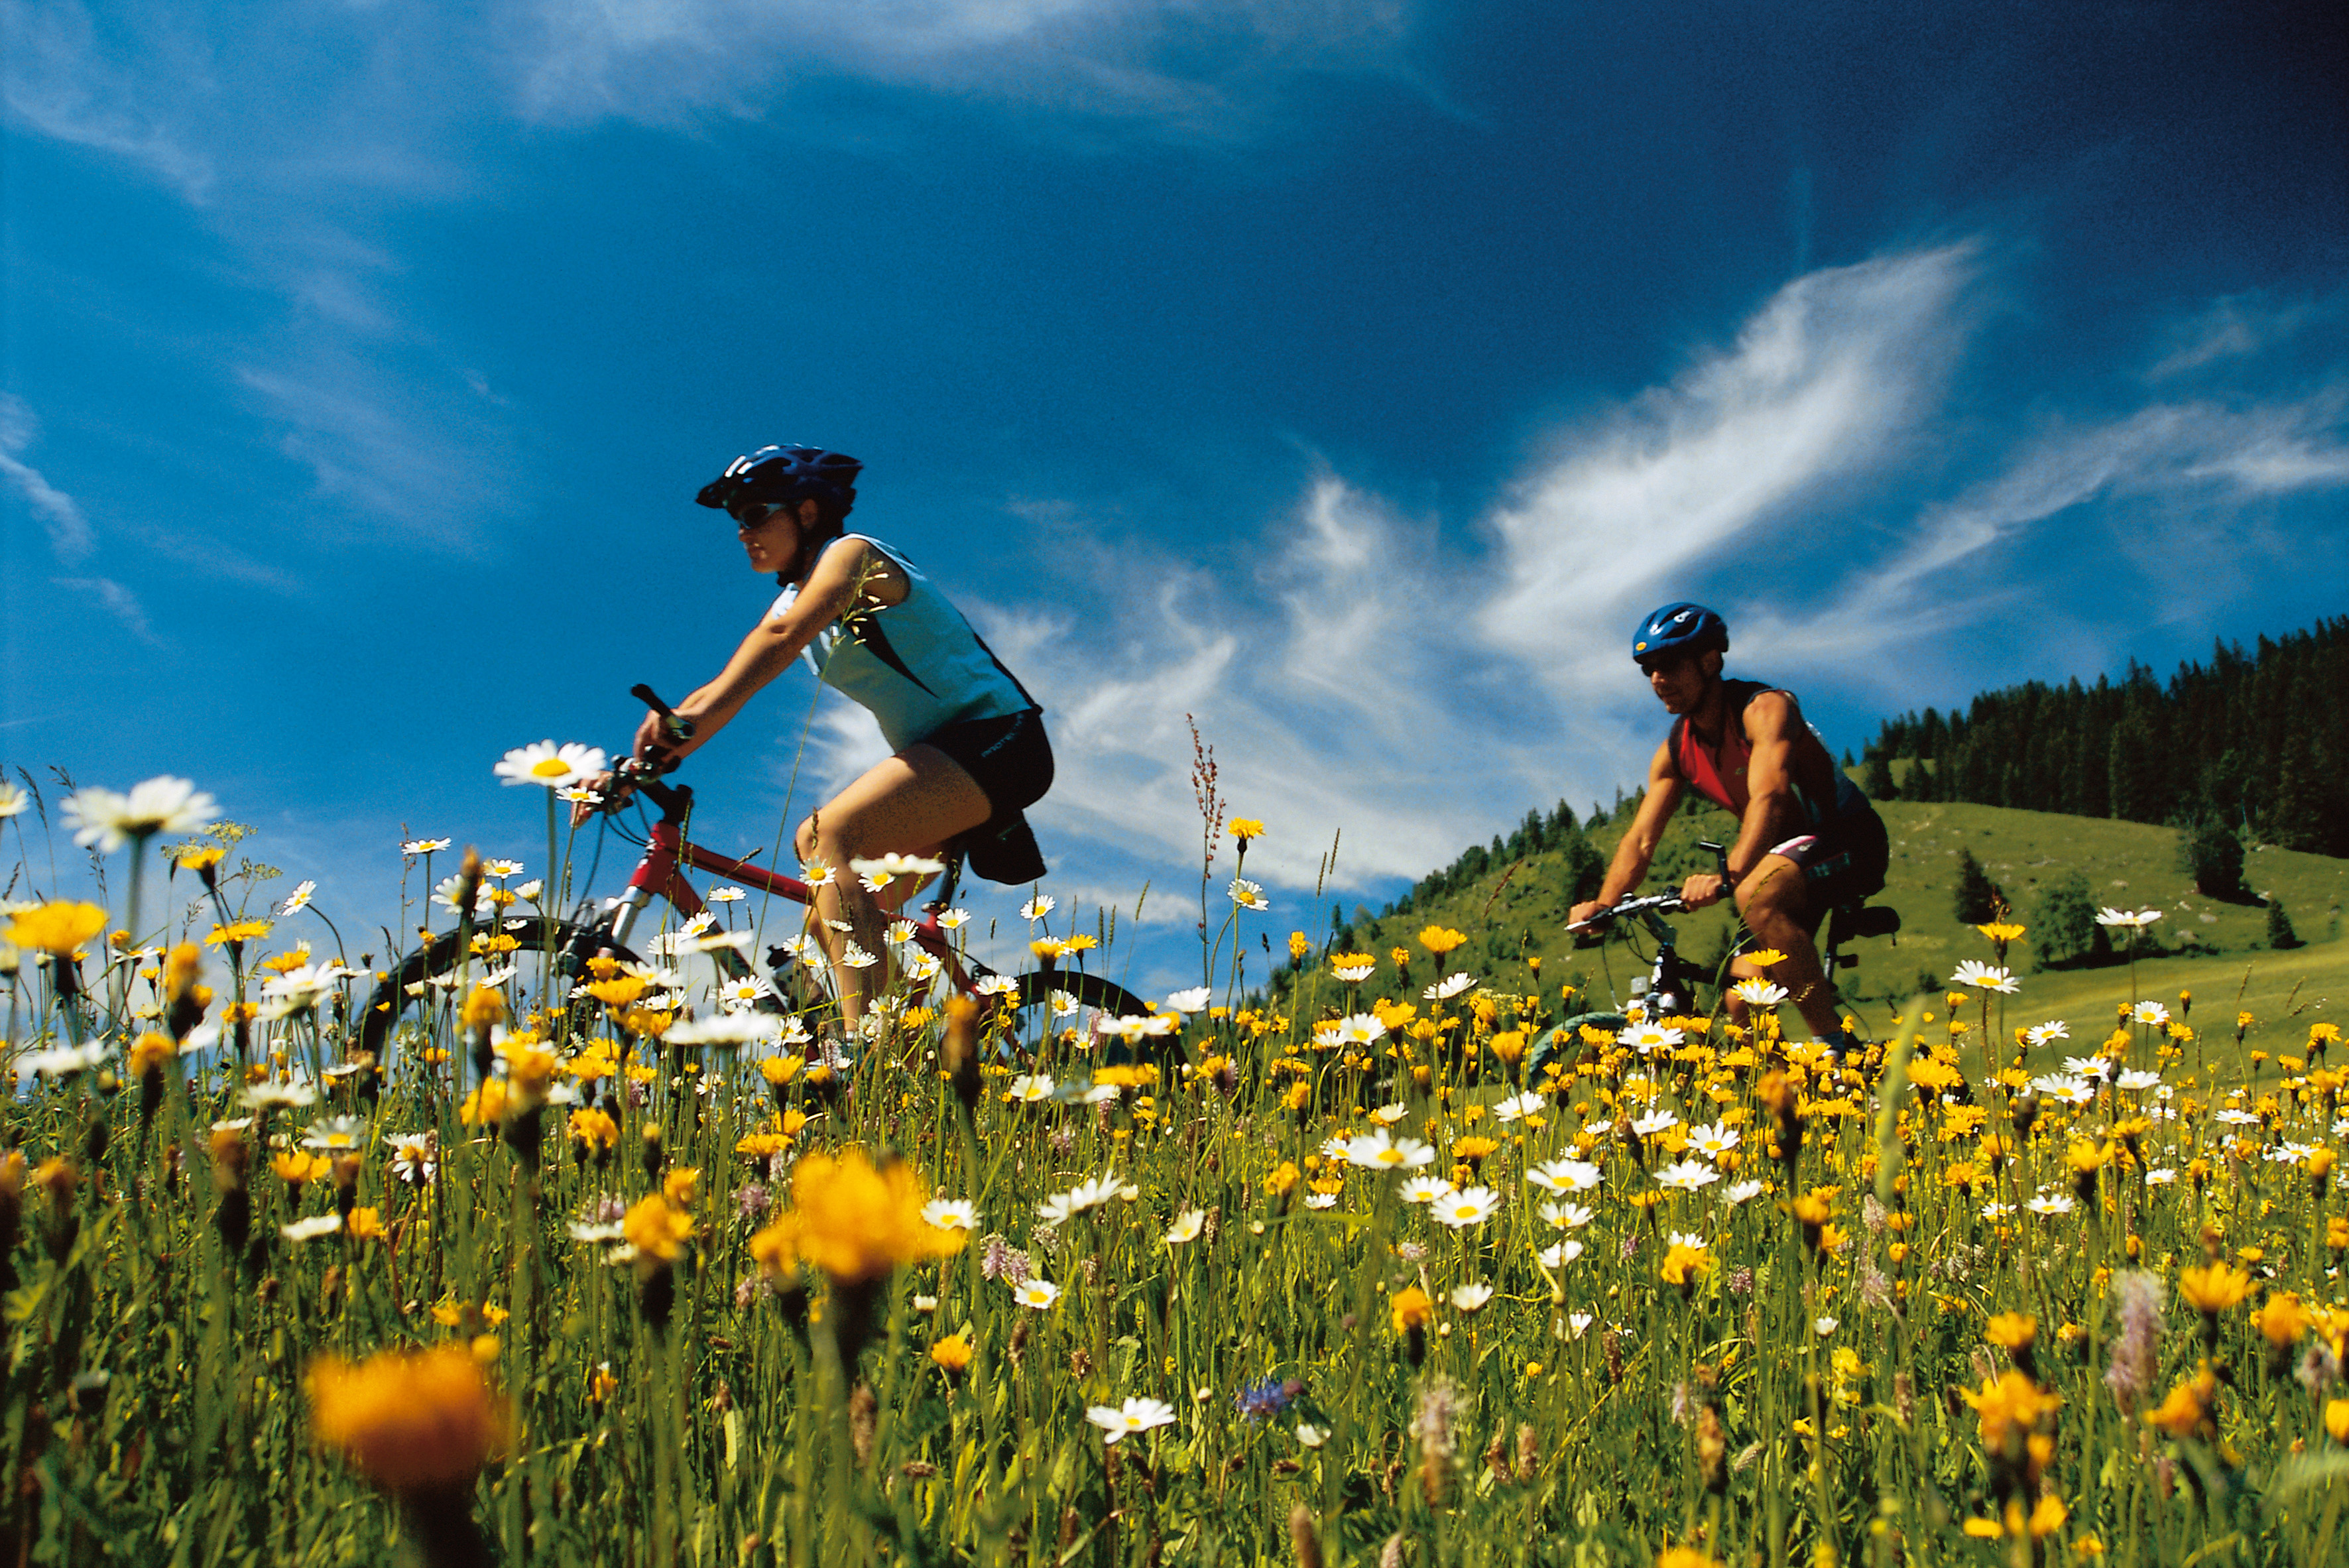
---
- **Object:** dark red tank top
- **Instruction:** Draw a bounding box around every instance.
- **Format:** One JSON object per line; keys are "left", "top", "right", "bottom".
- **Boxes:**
{"left": 1671, "top": 679, "right": 1781, "bottom": 817}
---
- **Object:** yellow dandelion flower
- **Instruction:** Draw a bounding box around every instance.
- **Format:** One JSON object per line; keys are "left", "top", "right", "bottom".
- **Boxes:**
{"left": 306, "top": 1344, "right": 505, "bottom": 1493}
{"left": 8, "top": 901, "right": 111, "bottom": 957}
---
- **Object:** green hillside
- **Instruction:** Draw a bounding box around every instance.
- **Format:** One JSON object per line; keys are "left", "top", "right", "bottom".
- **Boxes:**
{"left": 1294, "top": 795, "right": 2346, "bottom": 1063}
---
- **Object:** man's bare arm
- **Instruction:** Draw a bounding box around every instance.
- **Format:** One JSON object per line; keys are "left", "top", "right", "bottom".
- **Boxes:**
{"left": 1724, "top": 690, "right": 1808, "bottom": 884}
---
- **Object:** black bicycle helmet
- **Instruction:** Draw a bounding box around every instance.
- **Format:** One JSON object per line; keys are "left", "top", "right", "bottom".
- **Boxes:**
{"left": 696, "top": 446, "right": 862, "bottom": 519}
{"left": 1632, "top": 601, "right": 1728, "bottom": 663}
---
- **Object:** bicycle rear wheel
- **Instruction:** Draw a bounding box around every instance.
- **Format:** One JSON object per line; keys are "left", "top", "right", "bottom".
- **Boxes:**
{"left": 357, "top": 917, "right": 641, "bottom": 1059}
{"left": 1008, "top": 969, "right": 1151, "bottom": 1026}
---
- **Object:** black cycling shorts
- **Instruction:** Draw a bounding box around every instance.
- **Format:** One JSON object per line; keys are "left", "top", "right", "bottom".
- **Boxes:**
{"left": 1768, "top": 800, "right": 1890, "bottom": 917}
{"left": 918, "top": 709, "right": 1054, "bottom": 832}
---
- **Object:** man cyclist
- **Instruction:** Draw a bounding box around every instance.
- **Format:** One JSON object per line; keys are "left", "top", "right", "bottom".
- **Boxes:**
{"left": 1567, "top": 602, "right": 1887, "bottom": 1042}
{"left": 589, "top": 444, "right": 1052, "bottom": 1031}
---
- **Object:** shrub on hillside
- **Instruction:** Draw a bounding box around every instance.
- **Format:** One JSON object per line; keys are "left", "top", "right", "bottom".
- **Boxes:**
{"left": 2177, "top": 816, "right": 2249, "bottom": 902}
{"left": 2031, "top": 871, "right": 2112, "bottom": 969}
{"left": 2267, "top": 898, "right": 2303, "bottom": 949}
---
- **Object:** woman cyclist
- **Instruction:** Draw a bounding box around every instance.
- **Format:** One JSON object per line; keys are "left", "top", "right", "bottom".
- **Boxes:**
{"left": 599, "top": 444, "right": 1052, "bottom": 1030}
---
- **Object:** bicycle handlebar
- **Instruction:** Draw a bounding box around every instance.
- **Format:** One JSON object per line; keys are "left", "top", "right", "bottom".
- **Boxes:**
{"left": 1566, "top": 839, "right": 1733, "bottom": 934}
{"left": 630, "top": 683, "right": 696, "bottom": 746}
{"left": 1567, "top": 891, "right": 1689, "bottom": 933}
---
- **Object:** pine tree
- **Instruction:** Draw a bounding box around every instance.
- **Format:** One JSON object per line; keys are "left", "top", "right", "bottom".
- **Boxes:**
{"left": 2267, "top": 898, "right": 2302, "bottom": 950}
{"left": 1862, "top": 751, "right": 1897, "bottom": 801}
{"left": 1561, "top": 833, "right": 1606, "bottom": 905}
{"left": 1953, "top": 847, "right": 2004, "bottom": 924}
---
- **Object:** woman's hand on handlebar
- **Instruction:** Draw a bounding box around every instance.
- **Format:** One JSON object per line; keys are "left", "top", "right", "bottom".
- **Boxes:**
{"left": 569, "top": 755, "right": 658, "bottom": 827}
{"left": 632, "top": 707, "right": 684, "bottom": 768}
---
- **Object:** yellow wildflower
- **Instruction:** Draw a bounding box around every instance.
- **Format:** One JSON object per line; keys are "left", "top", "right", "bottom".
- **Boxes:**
{"left": 8, "top": 901, "right": 110, "bottom": 957}
{"left": 306, "top": 1345, "right": 505, "bottom": 1493}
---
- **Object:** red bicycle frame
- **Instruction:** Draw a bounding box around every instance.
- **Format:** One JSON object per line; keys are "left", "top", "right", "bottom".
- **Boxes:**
{"left": 603, "top": 778, "right": 989, "bottom": 998}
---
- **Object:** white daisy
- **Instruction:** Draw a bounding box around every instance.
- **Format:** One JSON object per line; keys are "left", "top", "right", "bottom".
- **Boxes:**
{"left": 493, "top": 741, "right": 607, "bottom": 790}
{"left": 1424, "top": 972, "right": 1475, "bottom": 1001}
{"left": 1431, "top": 1187, "right": 1502, "bottom": 1229}
{"left": 1344, "top": 1130, "right": 1435, "bottom": 1171}
{"left": 1527, "top": 1159, "right": 1602, "bottom": 1194}
{"left": 1655, "top": 1159, "right": 1720, "bottom": 1192}
{"left": 62, "top": 776, "right": 219, "bottom": 850}
{"left": 922, "top": 1199, "right": 979, "bottom": 1231}
{"left": 1085, "top": 1397, "right": 1176, "bottom": 1443}
{"left": 1949, "top": 960, "right": 2018, "bottom": 994}
{"left": 1399, "top": 1176, "right": 1457, "bottom": 1206}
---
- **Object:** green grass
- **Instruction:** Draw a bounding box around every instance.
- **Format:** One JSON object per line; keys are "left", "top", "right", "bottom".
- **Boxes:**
{"left": 9, "top": 800, "right": 2349, "bottom": 1567}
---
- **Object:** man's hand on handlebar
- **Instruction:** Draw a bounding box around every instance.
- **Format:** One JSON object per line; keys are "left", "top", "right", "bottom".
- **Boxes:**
{"left": 1679, "top": 872, "right": 1728, "bottom": 910}
{"left": 1566, "top": 899, "right": 1610, "bottom": 933}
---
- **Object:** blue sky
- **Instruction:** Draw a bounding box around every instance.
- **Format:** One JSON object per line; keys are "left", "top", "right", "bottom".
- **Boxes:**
{"left": 5, "top": 0, "right": 2345, "bottom": 996}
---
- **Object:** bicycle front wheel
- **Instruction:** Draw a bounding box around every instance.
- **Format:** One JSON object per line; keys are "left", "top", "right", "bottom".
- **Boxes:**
{"left": 357, "top": 917, "right": 641, "bottom": 1059}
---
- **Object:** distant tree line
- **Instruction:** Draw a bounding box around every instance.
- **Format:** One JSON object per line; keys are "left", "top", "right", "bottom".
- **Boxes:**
{"left": 1860, "top": 617, "right": 2349, "bottom": 857}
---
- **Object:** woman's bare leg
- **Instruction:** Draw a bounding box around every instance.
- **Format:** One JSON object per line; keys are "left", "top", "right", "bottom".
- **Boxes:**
{"left": 794, "top": 743, "right": 991, "bottom": 1030}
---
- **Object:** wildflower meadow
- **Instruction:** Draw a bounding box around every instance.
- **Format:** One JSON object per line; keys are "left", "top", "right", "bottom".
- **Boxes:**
{"left": 2, "top": 760, "right": 2346, "bottom": 1567}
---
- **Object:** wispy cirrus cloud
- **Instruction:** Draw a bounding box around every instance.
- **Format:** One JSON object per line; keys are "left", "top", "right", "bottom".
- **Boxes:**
{"left": 2149, "top": 293, "right": 2333, "bottom": 380}
{"left": 509, "top": 0, "right": 1415, "bottom": 135}
{"left": 1, "top": 393, "right": 164, "bottom": 646}
{"left": 0, "top": 0, "right": 215, "bottom": 200}
{"left": 1480, "top": 242, "right": 1986, "bottom": 699}
{"left": 1740, "top": 387, "right": 2349, "bottom": 676}
{"left": 54, "top": 576, "right": 162, "bottom": 646}
{"left": 0, "top": 393, "right": 93, "bottom": 563}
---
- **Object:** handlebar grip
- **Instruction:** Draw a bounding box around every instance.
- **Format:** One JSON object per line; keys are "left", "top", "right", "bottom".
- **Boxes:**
{"left": 629, "top": 683, "right": 697, "bottom": 744}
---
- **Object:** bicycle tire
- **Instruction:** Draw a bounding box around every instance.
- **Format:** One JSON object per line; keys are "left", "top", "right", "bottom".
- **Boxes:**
{"left": 1529, "top": 1010, "right": 1631, "bottom": 1071}
{"left": 357, "top": 917, "right": 641, "bottom": 1059}
{"left": 1006, "top": 969, "right": 1152, "bottom": 1025}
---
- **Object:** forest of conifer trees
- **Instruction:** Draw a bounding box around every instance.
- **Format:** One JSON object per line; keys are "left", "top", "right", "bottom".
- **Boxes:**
{"left": 1860, "top": 617, "right": 2348, "bottom": 856}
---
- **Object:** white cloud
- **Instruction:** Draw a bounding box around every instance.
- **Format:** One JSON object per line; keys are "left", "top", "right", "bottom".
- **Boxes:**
{"left": 509, "top": 0, "right": 1414, "bottom": 134}
{"left": 1, "top": 0, "right": 215, "bottom": 200}
{"left": 233, "top": 353, "right": 523, "bottom": 550}
{"left": 54, "top": 575, "right": 161, "bottom": 645}
{"left": 1480, "top": 242, "right": 1983, "bottom": 698}
{"left": 2149, "top": 294, "right": 2329, "bottom": 380}
{"left": 945, "top": 475, "right": 1569, "bottom": 894}
{"left": 1740, "top": 389, "right": 2349, "bottom": 671}
{"left": 0, "top": 394, "right": 93, "bottom": 562}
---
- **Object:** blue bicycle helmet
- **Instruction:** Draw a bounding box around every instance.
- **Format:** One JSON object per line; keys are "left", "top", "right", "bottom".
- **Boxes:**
{"left": 1632, "top": 601, "right": 1728, "bottom": 662}
{"left": 696, "top": 445, "right": 862, "bottom": 519}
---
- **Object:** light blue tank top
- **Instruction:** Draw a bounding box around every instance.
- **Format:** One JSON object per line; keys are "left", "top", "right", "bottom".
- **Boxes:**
{"left": 768, "top": 534, "right": 1038, "bottom": 751}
